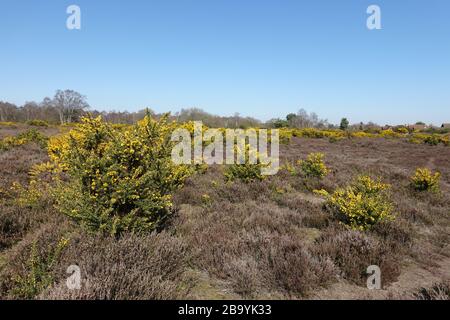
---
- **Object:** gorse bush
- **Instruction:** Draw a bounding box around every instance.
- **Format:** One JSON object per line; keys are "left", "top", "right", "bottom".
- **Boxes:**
{"left": 408, "top": 133, "right": 449, "bottom": 146}
{"left": 380, "top": 129, "right": 401, "bottom": 138}
{"left": 10, "top": 180, "right": 46, "bottom": 209}
{"left": 0, "top": 121, "right": 18, "bottom": 127}
{"left": 48, "top": 114, "right": 192, "bottom": 236}
{"left": 0, "top": 129, "right": 48, "bottom": 151}
{"left": 12, "top": 237, "right": 69, "bottom": 299}
{"left": 224, "top": 144, "right": 266, "bottom": 183}
{"left": 26, "top": 120, "right": 49, "bottom": 127}
{"left": 316, "top": 175, "right": 394, "bottom": 231}
{"left": 396, "top": 127, "right": 409, "bottom": 134}
{"left": 278, "top": 129, "right": 293, "bottom": 144}
{"left": 411, "top": 168, "right": 440, "bottom": 192}
{"left": 224, "top": 162, "right": 264, "bottom": 183}
{"left": 298, "top": 152, "right": 329, "bottom": 179}
{"left": 424, "top": 134, "right": 440, "bottom": 146}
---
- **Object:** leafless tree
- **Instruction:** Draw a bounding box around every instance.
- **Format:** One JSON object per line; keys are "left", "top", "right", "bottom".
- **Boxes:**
{"left": 288, "top": 108, "right": 328, "bottom": 128}
{"left": 0, "top": 102, "right": 18, "bottom": 122}
{"left": 52, "top": 90, "right": 90, "bottom": 124}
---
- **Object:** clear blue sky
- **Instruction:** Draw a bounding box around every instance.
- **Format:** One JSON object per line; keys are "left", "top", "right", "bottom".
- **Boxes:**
{"left": 1, "top": 0, "right": 449, "bottom": 125}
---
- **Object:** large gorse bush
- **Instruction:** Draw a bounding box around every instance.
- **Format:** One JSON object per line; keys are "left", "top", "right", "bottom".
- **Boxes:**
{"left": 48, "top": 114, "right": 192, "bottom": 235}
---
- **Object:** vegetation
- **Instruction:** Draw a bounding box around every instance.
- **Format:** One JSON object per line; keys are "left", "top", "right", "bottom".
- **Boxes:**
{"left": 49, "top": 114, "right": 192, "bottom": 235}
{"left": 298, "top": 152, "right": 329, "bottom": 179}
{"left": 26, "top": 119, "right": 49, "bottom": 127}
{"left": 11, "top": 238, "right": 69, "bottom": 298}
{"left": 0, "top": 129, "right": 48, "bottom": 151}
{"left": 340, "top": 118, "right": 349, "bottom": 131}
{"left": 0, "top": 113, "right": 449, "bottom": 300}
{"left": 316, "top": 175, "right": 394, "bottom": 231}
{"left": 411, "top": 168, "right": 441, "bottom": 193}
{"left": 224, "top": 145, "right": 266, "bottom": 183}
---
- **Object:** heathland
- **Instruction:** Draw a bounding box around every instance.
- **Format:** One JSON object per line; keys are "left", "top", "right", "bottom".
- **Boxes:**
{"left": 0, "top": 118, "right": 449, "bottom": 300}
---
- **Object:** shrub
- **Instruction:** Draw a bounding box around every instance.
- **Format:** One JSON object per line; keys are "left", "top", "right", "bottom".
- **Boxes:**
{"left": 408, "top": 133, "right": 448, "bottom": 146}
{"left": 314, "top": 229, "right": 400, "bottom": 286}
{"left": 298, "top": 152, "right": 329, "bottom": 179}
{"left": 224, "top": 162, "right": 265, "bottom": 184}
{"left": 411, "top": 168, "right": 440, "bottom": 192}
{"left": 294, "top": 128, "right": 326, "bottom": 138}
{"left": 18, "top": 129, "right": 48, "bottom": 148}
{"left": 328, "top": 135, "right": 344, "bottom": 143}
{"left": 201, "top": 194, "right": 212, "bottom": 207}
{"left": 266, "top": 236, "right": 337, "bottom": 296}
{"left": 0, "top": 206, "right": 31, "bottom": 250}
{"left": 11, "top": 237, "right": 69, "bottom": 299}
{"left": 40, "top": 232, "right": 192, "bottom": 299}
{"left": 0, "top": 129, "right": 48, "bottom": 151}
{"left": 10, "top": 180, "right": 47, "bottom": 209}
{"left": 282, "top": 161, "right": 297, "bottom": 176}
{"left": 316, "top": 175, "right": 394, "bottom": 230}
{"left": 380, "top": 129, "right": 401, "bottom": 138}
{"left": 441, "top": 135, "right": 450, "bottom": 146}
{"left": 350, "top": 131, "right": 375, "bottom": 138}
{"left": 48, "top": 114, "right": 192, "bottom": 236}
{"left": 396, "top": 127, "right": 409, "bottom": 134}
{"left": 278, "top": 129, "right": 293, "bottom": 144}
{"left": 0, "top": 121, "right": 18, "bottom": 127}
{"left": 424, "top": 134, "right": 440, "bottom": 146}
{"left": 412, "top": 281, "right": 450, "bottom": 300}
{"left": 26, "top": 120, "right": 49, "bottom": 127}
{"left": 224, "top": 145, "right": 266, "bottom": 183}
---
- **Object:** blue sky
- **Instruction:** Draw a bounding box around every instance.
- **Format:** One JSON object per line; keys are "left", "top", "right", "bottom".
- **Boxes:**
{"left": 1, "top": 0, "right": 449, "bottom": 125}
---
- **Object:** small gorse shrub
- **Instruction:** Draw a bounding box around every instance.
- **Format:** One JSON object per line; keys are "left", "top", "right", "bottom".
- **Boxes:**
{"left": 12, "top": 238, "right": 69, "bottom": 299}
{"left": 298, "top": 152, "right": 329, "bottom": 179}
{"left": 224, "top": 144, "right": 266, "bottom": 183}
{"left": 423, "top": 134, "right": 440, "bottom": 146}
{"left": 411, "top": 168, "right": 440, "bottom": 192}
{"left": 26, "top": 120, "right": 49, "bottom": 127}
{"left": 0, "top": 129, "right": 48, "bottom": 151}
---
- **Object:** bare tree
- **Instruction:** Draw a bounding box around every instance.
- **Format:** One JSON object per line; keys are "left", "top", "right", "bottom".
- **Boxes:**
{"left": 52, "top": 90, "right": 89, "bottom": 124}
{"left": 287, "top": 108, "right": 328, "bottom": 128}
{"left": 0, "top": 102, "right": 18, "bottom": 122}
{"left": 22, "top": 101, "right": 40, "bottom": 121}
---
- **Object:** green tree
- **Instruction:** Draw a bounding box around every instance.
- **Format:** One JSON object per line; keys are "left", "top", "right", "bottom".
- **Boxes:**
{"left": 286, "top": 113, "right": 297, "bottom": 121}
{"left": 272, "top": 118, "right": 288, "bottom": 128}
{"left": 340, "top": 118, "right": 349, "bottom": 131}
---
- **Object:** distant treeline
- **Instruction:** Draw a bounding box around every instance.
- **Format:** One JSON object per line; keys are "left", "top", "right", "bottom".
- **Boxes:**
{"left": 0, "top": 99, "right": 263, "bottom": 128}
{"left": 0, "top": 89, "right": 330, "bottom": 129}
{"left": 0, "top": 90, "right": 265, "bottom": 128}
{"left": 3, "top": 89, "right": 446, "bottom": 131}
